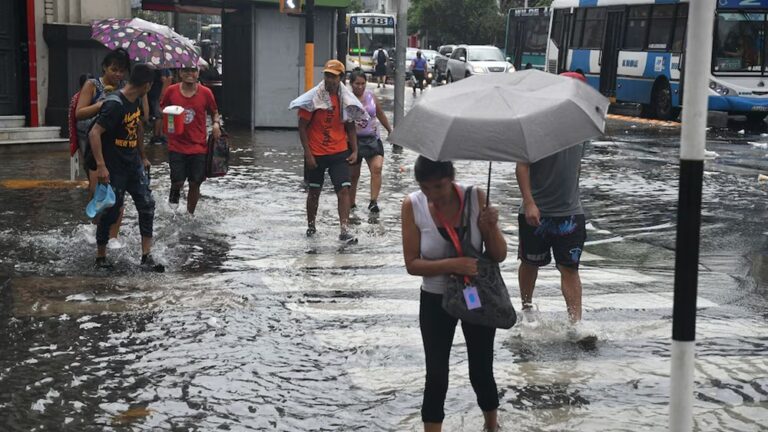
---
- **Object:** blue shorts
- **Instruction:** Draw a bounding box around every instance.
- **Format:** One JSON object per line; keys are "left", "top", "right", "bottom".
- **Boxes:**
{"left": 518, "top": 214, "right": 586, "bottom": 269}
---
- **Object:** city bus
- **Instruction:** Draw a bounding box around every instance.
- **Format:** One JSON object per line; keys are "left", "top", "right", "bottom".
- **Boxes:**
{"left": 346, "top": 13, "right": 396, "bottom": 74}
{"left": 505, "top": 7, "right": 550, "bottom": 71}
{"left": 547, "top": 0, "right": 768, "bottom": 121}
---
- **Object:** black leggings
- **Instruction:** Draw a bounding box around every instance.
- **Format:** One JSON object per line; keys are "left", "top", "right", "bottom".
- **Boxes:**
{"left": 419, "top": 290, "right": 499, "bottom": 423}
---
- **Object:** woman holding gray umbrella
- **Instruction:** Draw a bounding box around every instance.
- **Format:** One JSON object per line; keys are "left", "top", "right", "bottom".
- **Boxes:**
{"left": 401, "top": 156, "right": 507, "bottom": 432}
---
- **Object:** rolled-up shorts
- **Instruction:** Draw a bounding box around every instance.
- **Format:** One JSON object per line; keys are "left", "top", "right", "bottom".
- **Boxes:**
{"left": 374, "top": 64, "right": 387, "bottom": 77}
{"left": 356, "top": 135, "right": 384, "bottom": 164}
{"left": 169, "top": 151, "right": 207, "bottom": 185}
{"left": 305, "top": 150, "right": 351, "bottom": 192}
{"left": 518, "top": 214, "right": 586, "bottom": 269}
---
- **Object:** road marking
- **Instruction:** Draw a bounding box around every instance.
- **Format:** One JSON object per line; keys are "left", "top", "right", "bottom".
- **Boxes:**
{"left": 0, "top": 179, "right": 88, "bottom": 189}
{"left": 607, "top": 114, "right": 680, "bottom": 128}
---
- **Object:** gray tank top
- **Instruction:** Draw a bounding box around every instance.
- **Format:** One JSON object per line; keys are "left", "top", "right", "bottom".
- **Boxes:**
{"left": 410, "top": 184, "right": 482, "bottom": 295}
{"left": 519, "top": 143, "right": 584, "bottom": 217}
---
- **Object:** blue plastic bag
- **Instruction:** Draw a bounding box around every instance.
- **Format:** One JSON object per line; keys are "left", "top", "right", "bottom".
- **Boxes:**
{"left": 86, "top": 183, "right": 116, "bottom": 218}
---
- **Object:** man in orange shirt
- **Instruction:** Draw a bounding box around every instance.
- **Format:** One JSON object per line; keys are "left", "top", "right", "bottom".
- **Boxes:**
{"left": 298, "top": 60, "right": 358, "bottom": 243}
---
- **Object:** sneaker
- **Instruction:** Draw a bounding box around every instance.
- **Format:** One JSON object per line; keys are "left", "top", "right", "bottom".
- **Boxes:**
{"left": 140, "top": 254, "right": 165, "bottom": 273}
{"left": 520, "top": 303, "right": 540, "bottom": 328}
{"left": 368, "top": 200, "right": 380, "bottom": 213}
{"left": 107, "top": 238, "right": 124, "bottom": 250}
{"left": 95, "top": 256, "right": 114, "bottom": 270}
{"left": 169, "top": 188, "right": 181, "bottom": 206}
{"left": 339, "top": 232, "right": 358, "bottom": 245}
{"left": 306, "top": 224, "right": 317, "bottom": 237}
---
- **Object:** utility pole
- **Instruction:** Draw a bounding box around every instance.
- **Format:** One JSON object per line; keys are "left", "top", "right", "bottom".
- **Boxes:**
{"left": 305, "top": 0, "right": 315, "bottom": 91}
{"left": 670, "top": 1, "right": 716, "bottom": 431}
{"left": 394, "top": 0, "right": 406, "bottom": 134}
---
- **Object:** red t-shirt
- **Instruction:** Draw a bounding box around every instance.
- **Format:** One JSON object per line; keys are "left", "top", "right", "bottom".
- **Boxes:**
{"left": 161, "top": 84, "right": 218, "bottom": 155}
{"left": 298, "top": 94, "right": 349, "bottom": 156}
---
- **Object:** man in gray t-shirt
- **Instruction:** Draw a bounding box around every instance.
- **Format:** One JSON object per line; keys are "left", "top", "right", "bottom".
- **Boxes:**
{"left": 516, "top": 143, "right": 589, "bottom": 331}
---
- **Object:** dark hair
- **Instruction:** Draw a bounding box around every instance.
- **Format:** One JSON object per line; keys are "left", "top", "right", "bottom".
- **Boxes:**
{"left": 414, "top": 156, "right": 454, "bottom": 183}
{"left": 102, "top": 48, "right": 131, "bottom": 72}
{"left": 350, "top": 69, "right": 367, "bottom": 83}
{"left": 129, "top": 63, "right": 156, "bottom": 86}
{"left": 79, "top": 73, "right": 93, "bottom": 88}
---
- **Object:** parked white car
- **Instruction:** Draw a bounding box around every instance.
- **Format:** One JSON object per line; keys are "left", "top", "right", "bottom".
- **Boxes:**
{"left": 445, "top": 45, "right": 515, "bottom": 83}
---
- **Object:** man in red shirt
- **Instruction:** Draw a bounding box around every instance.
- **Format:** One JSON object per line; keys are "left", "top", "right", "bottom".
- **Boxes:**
{"left": 161, "top": 65, "right": 220, "bottom": 215}
{"left": 299, "top": 59, "right": 358, "bottom": 243}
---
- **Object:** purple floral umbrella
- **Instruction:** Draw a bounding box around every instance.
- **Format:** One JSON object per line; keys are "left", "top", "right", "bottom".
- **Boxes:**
{"left": 91, "top": 18, "right": 199, "bottom": 69}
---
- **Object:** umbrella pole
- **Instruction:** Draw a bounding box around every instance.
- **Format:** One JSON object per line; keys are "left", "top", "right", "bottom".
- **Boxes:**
{"left": 485, "top": 162, "right": 492, "bottom": 208}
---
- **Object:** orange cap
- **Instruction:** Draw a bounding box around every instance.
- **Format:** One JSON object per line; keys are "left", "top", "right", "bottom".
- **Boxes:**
{"left": 323, "top": 59, "right": 345, "bottom": 76}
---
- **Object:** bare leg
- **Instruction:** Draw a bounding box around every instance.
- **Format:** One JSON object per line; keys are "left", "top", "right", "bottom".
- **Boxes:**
{"left": 109, "top": 206, "right": 124, "bottom": 239}
{"left": 518, "top": 261, "right": 539, "bottom": 307}
{"left": 336, "top": 187, "right": 351, "bottom": 234}
{"left": 483, "top": 409, "right": 498, "bottom": 431}
{"left": 97, "top": 244, "right": 107, "bottom": 258}
{"left": 559, "top": 266, "right": 582, "bottom": 323}
{"left": 187, "top": 182, "right": 201, "bottom": 214}
{"left": 424, "top": 423, "right": 441, "bottom": 432}
{"left": 141, "top": 236, "right": 152, "bottom": 255}
{"left": 88, "top": 170, "right": 98, "bottom": 200}
{"left": 349, "top": 163, "right": 362, "bottom": 209}
{"left": 367, "top": 155, "right": 383, "bottom": 202}
{"left": 307, "top": 188, "right": 321, "bottom": 226}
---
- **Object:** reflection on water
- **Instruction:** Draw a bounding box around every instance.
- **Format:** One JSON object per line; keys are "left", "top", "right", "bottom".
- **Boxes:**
{"left": 1, "top": 91, "right": 768, "bottom": 430}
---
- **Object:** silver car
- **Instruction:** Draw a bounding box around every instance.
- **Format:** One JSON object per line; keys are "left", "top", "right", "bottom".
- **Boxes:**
{"left": 445, "top": 45, "right": 515, "bottom": 83}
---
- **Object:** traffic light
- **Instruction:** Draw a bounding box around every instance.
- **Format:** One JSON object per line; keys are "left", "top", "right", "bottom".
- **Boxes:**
{"left": 279, "top": 0, "right": 303, "bottom": 14}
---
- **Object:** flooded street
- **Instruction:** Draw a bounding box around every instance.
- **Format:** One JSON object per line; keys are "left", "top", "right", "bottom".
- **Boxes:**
{"left": 1, "top": 84, "right": 768, "bottom": 431}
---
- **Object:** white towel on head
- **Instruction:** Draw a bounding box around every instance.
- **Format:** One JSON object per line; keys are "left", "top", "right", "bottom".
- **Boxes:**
{"left": 289, "top": 81, "right": 369, "bottom": 123}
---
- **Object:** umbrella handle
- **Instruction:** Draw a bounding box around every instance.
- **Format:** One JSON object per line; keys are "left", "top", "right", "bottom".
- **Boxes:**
{"left": 485, "top": 161, "right": 492, "bottom": 208}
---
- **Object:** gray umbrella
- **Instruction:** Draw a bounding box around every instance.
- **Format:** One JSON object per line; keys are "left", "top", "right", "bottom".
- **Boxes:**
{"left": 389, "top": 69, "right": 609, "bottom": 204}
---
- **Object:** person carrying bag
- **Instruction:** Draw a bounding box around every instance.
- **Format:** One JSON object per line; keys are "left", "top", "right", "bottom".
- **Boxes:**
{"left": 437, "top": 186, "right": 517, "bottom": 329}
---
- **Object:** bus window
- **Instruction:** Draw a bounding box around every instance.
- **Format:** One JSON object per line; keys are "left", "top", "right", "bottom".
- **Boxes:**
{"left": 647, "top": 5, "right": 675, "bottom": 51}
{"left": 524, "top": 17, "right": 549, "bottom": 53}
{"left": 671, "top": 4, "right": 688, "bottom": 53}
{"left": 715, "top": 12, "right": 764, "bottom": 72}
{"left": 582, "top": 8, "right": 606, "bottom": 49}
{"left": 572, "top": 9, "right": 586, "bottom": 48}
{"left": 623, "top": 6, "right": 650, "bottom": 50}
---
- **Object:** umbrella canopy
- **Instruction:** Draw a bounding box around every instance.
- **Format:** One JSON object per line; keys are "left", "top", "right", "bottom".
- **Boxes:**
{"left": 91, "top": 18, "right": 200, "bottom": 69}
{"left": 389, "top": 69, "right": 610, "bottom": 163}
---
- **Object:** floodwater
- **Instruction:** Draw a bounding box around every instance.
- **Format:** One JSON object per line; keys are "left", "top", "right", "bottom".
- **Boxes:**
{"left": 1, "top": 85, "right": 767, "bottom": 431}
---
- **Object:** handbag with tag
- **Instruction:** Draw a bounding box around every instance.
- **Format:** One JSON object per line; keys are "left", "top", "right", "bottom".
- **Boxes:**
{"left": 439, "top": 186, "right": 517, "bottom": 329}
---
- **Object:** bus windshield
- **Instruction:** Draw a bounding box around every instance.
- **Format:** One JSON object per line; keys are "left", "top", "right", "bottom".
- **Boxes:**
{"left": 349, "top": 26, "right": 395, "bottom": 55}
{"left": 468, "top": 47, "right": 505, "bottom": 62}
{"left": 714, "top": 12, "right": 765, "bottom": 73}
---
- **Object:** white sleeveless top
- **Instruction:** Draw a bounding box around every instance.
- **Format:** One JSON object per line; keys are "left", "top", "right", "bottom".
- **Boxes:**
{"left": 409, "top": 184, "right": 482, "bottom": 295}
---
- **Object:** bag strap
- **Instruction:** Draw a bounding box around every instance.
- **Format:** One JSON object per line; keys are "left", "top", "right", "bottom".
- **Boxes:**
{"left": 433, "top": 184, "right": 471, "bottom": 285}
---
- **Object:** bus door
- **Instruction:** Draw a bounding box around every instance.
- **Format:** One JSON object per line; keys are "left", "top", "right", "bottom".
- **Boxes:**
{"left": 554, "top": 9, "right": 574, "bottom": 73}
{"left": 600, "top": 10, "right": 624, "bottom": 96}
{"left": 514, "top": 21, "right": 527, "bottom": 70}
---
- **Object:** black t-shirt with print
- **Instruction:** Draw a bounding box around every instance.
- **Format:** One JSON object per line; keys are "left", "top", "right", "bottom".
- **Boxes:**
{"left": 96, "top": 91, "right": 142, "bottom": 170}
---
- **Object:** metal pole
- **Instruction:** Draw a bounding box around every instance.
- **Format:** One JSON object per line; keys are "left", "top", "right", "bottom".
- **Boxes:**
{"left": 670, "top": 1, "right": 715, "bottom": 431}
{"left": 25, "top": 0, "right": 39, "bottom": 127}
{"left": 305, "top": 0, "right": 315, "bottom": 91}
{"left": 394, "top": 0, "right": 406, "bottom": 128}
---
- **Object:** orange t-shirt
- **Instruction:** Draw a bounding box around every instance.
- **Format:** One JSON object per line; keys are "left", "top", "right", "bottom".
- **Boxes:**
{"left": 298, "top": 94, "right": 349, "bottom": 156}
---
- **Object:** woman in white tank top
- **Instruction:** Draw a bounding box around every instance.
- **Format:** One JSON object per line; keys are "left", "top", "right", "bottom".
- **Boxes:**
{"left": 401, "top": 156, "right": 507, "bottom": 432}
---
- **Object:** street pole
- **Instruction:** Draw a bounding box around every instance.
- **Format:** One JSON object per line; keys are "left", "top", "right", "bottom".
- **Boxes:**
{"left": 305, "top": 0, "right": 315, "bottom": 91}
{"left": 670, "top": 1, "right": 715, "bottom": 431}
{"left": 394, "top": 0, "right": 406, "bottom": 132}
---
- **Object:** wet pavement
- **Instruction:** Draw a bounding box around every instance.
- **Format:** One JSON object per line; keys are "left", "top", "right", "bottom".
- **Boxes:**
{"left": 1, "top": 83, "right": 768, "bottom": 431}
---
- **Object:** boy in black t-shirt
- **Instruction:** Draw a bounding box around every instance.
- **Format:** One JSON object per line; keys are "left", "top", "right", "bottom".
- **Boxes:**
{"left": 89, "top": 63, "right": 164, "bottom": 272}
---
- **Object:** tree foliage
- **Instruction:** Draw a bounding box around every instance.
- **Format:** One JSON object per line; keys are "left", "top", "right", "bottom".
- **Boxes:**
{"left": 408, "top": 0, "right": 504, "bottom": 46}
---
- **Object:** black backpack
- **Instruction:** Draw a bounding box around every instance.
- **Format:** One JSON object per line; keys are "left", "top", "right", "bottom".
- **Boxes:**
{"left": 377, "top": 49, "right": 387, "bottom": 66}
